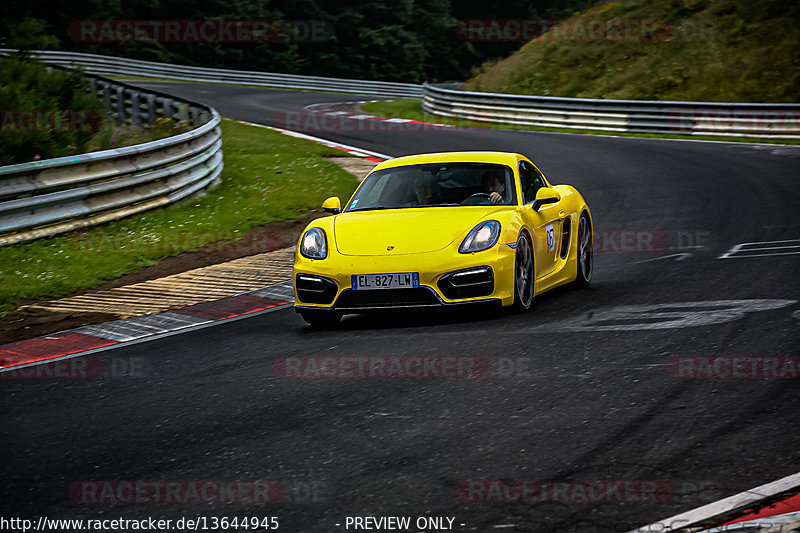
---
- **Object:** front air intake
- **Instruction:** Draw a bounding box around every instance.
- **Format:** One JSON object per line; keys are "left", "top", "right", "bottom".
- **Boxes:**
{"left": 295, "top": 274, "right": 338, "bottom": 304}
{"left": 438, "top": 266, "right": 494, "bottom": 300}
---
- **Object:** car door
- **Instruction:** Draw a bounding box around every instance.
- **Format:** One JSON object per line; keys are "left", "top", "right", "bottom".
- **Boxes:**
{"left": 518, "top": 160, "right": 562, "bottom": 279}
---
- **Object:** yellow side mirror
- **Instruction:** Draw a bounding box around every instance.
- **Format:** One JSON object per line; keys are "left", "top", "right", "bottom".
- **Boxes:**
{"left": 322, "top": 196, "right": 341, "bottom": 214}
{"left": 532, "top": 187, "right": 560, "bottom": 211}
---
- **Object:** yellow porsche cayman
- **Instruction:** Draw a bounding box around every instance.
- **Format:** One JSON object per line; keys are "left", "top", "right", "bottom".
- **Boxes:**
{"left": 293, "top": 151, "right": 592, "bottom": 326}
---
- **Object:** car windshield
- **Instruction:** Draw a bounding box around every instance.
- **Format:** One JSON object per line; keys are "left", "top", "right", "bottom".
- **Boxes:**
{"left": 345, "top": 162, "right": 517, "bottom": 212}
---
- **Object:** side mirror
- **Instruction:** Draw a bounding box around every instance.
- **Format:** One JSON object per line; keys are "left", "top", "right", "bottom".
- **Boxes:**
{"left": 532, "top": 187, "right": 560, "bottom": 211}
{"left": 322, "top": 196, "right": 341, "bottom": 214}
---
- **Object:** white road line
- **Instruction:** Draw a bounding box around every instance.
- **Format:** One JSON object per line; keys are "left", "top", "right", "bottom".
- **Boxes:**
{"left": 635, "top": 252, "right": 692, "bottom": 263}
{"left": 627, "top": 471, "right": 800, "bottom": 532}
{"left": 721, "top": 251, "right": 800, "bottom": 258}
{"left": 734, "top": 245, "right": 800, "bottom": 251}
{"left": 719, "top": 239, "right": 800, "bottom": 259}
{"left": 235, "top": 120, "right": 392, "bottom": 160}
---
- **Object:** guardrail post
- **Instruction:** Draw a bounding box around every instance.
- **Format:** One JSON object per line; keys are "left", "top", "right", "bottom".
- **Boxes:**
{"left": 146, "top": 94, "right": 156, "bottom": 124}
{"left": 100, "top": 81, "right": 110, "bottom": 106}
{"left": 130, "top": 92, "right": 141, "bottom": 125}
{"left": 175, "top": 103, "right": 190, "bottom": 124}
{"left": 114, "top": 86, "right": 125, "bottom": 124}
{"left": 160, "top": 98, "right": 173, "bottom": 120}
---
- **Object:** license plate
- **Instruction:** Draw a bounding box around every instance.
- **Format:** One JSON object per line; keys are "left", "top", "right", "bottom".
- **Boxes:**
{"left": 351, "top": 273, "right": 419, "bottom": 290}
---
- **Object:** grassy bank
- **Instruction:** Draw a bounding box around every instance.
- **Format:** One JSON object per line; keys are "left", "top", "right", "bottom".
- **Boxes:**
{"left": 0, "top": 118, "right": 358, "bottom": 314}
{"left": 465, "top": 0, "right": 799, "bottom": 102}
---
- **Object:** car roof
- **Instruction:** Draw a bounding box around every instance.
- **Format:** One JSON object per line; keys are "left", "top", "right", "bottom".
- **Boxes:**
{"left": 373, "top": 151, "right": 524, "bottom": 171}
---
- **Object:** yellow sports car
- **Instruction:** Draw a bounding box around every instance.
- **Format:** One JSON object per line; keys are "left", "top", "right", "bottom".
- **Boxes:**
{"left": 293, "top": 151, "right": 592, "bottom": 326}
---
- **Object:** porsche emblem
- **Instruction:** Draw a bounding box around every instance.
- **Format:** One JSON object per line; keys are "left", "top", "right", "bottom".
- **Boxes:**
{"left": 387, "top": 246, "right": 395, "bottom": 251}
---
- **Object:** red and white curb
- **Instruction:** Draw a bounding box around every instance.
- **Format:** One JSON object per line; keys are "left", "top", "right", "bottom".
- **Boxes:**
{"left": 629, "top": 471, "right": 800, "bottom": 532}
{"left": 704, "top": 511, "right": 800, "bottom": 532}
{"left": 304, "top": 99, "right": 458, "bottom": 131}
{"left": 0, "top": 281, "right": 295, "bottom": 373}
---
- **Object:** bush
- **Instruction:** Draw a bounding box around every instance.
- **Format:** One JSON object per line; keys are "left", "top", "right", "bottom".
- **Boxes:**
{"left": 0, "top": 54, "right": 107, "bottom": 165}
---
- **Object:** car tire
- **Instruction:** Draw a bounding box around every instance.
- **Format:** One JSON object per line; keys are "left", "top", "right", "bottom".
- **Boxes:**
{"left": 513, "top": 231, "right": 535, "bottom": 312}
{"left": 299, "top": 309, "right": 342, "bottom": 328}
{"left": 574, "top": 212, "right": 593, "bottom": 288}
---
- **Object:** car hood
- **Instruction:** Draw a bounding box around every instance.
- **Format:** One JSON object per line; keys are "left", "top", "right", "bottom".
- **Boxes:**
{"left": 334, "top": 207, "right": 504, "bottom": 256}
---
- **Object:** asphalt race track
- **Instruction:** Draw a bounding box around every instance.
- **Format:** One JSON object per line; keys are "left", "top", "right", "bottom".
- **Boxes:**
{"left": 2, "top": 82, "right": 799, "bottom": 532}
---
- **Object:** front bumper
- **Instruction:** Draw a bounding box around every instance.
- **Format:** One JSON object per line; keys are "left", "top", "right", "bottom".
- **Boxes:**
{"left": 293, "top": 244, "right": 516, "bottom": 313}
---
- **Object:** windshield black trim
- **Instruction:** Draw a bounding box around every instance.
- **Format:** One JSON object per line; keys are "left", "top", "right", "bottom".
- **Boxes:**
{"left": 344, "top": 162, "right": 518, "bottom": 212}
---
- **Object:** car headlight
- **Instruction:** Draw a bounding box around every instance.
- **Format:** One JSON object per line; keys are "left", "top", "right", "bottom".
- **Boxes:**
{"left": 300, "top": 228, "right": 327, "bottom": 259}
{"left": 460, "top": 220, "right": 500, "bottom": 253}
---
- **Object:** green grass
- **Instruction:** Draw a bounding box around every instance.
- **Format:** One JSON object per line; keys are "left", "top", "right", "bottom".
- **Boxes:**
{"left": 465, "top": 0, "right": 799, "bottom": 103}
{"left": 361, "top": 99, "right": 800, "bottom": 144}
{"left": 0, "top": 118, "right": 358, "bottom": 314}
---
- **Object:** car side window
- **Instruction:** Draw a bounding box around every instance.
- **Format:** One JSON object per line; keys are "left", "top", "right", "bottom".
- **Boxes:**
{"left": 518, "top": 161, "right": 546, "bottom": 204}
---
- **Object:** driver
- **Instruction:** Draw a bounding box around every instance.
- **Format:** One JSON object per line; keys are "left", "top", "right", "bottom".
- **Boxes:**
{"left": 482, "top": 169, "right": 506, "bottom": 204}
{"left": 414, "top": 175, "right": 437, "bottom": 205}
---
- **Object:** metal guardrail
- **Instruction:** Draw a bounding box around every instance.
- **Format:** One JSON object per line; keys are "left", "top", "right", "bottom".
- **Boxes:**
{"left": 0, "top": 69, "right": 223, "bottom": 246}
{"left": 0, "top": 50, "right": 423, "bottom": 98}
{"left": 423, "top": 84, "right": 800, "bottom": 138}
